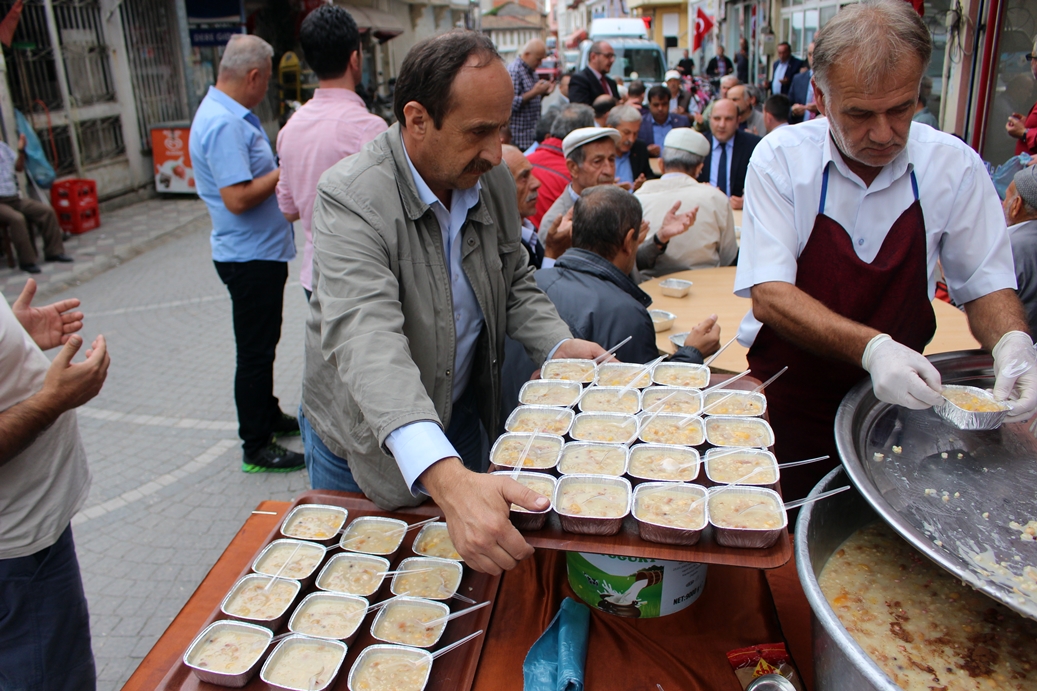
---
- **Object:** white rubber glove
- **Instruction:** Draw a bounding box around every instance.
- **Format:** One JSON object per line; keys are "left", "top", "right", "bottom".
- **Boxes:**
{"left": 861, "top": 334, "right": 943, "bottom": 409}
{"left": 992, "top": 331, "right": 1037, "bottom": 422}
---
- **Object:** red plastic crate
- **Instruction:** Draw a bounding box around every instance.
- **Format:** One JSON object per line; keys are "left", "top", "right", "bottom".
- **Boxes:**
{"left": 57, "top": 202, "right": 99, "bottom": 234}
{"left": 51, "top": 179, "right": 98, "bottom": 211}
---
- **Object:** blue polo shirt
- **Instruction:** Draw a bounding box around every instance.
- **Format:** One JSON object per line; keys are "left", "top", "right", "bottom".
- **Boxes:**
{"left": 189, "top": 86, "right": 295, "bottom": 263}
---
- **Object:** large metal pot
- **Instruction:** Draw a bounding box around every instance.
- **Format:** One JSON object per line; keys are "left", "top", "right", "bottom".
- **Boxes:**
{"left": 795, "top": 467, "right": 900, "bottom": 691}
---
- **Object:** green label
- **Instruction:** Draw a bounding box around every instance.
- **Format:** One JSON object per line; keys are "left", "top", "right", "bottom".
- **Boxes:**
{"left": 566, "top": 552, "right": 665, "bottom": 618}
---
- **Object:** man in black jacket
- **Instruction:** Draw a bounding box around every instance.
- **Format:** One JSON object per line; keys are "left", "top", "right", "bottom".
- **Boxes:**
{"left": 501, "top": 186, "right": 720, "bottom": 417}
{"left": 569, "top": 41, "right": 619, "bottom": 106}
{"left": 705, "top": 45, "right": 734, "bottom": 87}
{"left": 769, "top": 42, "right": 804, "bottom": 97}
{"left": 696, "top": 99, "right": 761, "bottom": 209}
{"left": 608, "top": 105, "right": 656, "bottom": 191}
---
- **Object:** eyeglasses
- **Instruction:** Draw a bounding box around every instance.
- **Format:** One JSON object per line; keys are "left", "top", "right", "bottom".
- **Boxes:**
{"left": 595, "top": 52, "right": 616, "bottom": 59}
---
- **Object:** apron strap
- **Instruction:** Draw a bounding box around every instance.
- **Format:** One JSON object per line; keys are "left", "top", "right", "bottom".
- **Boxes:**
{"left": 818, "top": 162, "right": 830, "bottom": 215}
{"left": 819, "top": 164, "right": 919, "bottom": 214}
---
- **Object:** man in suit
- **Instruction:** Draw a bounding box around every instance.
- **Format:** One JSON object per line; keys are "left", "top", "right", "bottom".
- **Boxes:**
{"left": 608, "top": 105, "right": 657, "bottom": 191}
{"left": 639, "top": 85, "right": 692, "bottom": 156}
{"left": 696, "top": 99, "right": 760, "bottom": 210}
{"left": 770, "top": 42, "right": 804, "bottom": 96}
{"left": 789, "top": 42, "right": 818, "bottom": 123}
{"left": 502, "top": 145, "right": 570, "bottom": 269}
{"left": 569, "top": 41, "right": 618, "bottom": 106}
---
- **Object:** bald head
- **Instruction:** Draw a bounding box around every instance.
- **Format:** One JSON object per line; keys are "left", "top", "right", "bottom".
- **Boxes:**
{"left": 520, "top": 39, "right": 547, "bottom": 70}
{"left": 710, "top": 99, "right": 739, "bottom": 143}
{"left": 502, "top": 144, "right": 540, "bottom": 218}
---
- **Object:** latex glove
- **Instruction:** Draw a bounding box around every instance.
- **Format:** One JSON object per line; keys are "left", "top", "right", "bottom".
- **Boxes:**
{"left": 861, "top": 334, "right": 943, "bottom": 409}
{"left": 992, "top": 331, "right": 1037, "bottom": 422}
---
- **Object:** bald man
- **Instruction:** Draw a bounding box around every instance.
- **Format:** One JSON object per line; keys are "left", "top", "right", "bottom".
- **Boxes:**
{"left": 728, "top": 84, "right": 766, "bottom": 137}
{"left": 502, "top": 144, "right": 570, "bottom": 269}
{"left": 508, "top": 39, "right": 554, "bottom": 149}
{"left": 696, "top": 99, "right": 760, "bottom": 210}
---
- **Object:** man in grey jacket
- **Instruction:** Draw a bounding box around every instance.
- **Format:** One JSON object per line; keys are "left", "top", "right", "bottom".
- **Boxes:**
{"left": 301, "top": 31, "right": 606, "bottom": 575}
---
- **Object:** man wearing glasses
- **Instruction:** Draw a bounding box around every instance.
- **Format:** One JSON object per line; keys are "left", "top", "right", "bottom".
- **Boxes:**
{"left": 569, "top": 41, "right": 618, "bottom": 106}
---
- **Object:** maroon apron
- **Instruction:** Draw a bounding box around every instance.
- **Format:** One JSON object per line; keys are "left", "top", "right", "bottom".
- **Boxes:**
{"left": 746, "top": 166, "right": 937, "bottom": 501}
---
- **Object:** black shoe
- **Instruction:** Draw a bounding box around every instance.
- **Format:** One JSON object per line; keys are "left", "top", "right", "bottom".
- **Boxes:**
{"left": 44, "top": 254, "right": 74, "bottom": 263}
{"left": 271, "top": 411, "right": 301, "bottom": 437}
{"left": 19, "top": 263, "right": 41, "bottom": 274}
{"left": 242, "top": 442, "right": 305, "bottom": 473}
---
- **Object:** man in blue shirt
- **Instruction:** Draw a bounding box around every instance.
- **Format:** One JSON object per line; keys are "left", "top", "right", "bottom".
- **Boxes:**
{"left": 189, "top": 34, "right": 303, "bottom": 473}
{"left": 638, "top": 85, "right": 691, "bottom": 157}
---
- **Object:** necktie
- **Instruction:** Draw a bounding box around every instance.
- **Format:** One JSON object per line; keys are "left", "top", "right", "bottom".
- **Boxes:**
{"left": 717, "top": 142, "right": 728, "bottom": 196}
{"left": 805, "top": 81, "right": 815, "bottom": 122}
{"left": 600, "top": 74, "right": 611, "bottom": 97}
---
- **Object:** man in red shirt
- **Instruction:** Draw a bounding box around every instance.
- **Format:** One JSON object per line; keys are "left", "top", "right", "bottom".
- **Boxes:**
{"left": 527, "top": 103, "right": 593, "bottom": 228}
{"left": 1007, "top": 36, "right": 1037, "bottom": 155}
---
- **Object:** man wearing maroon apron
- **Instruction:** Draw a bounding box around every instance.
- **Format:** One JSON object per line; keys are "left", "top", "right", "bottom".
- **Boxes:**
{"left": 733, "top": 0, "right": 1037, "bottom": 501}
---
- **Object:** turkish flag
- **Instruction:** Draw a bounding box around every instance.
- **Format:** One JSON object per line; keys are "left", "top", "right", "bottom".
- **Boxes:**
{"left": 906, "top": 0, "right": 924, "bottom": 15}
{"left": 0, "top": 0, "right": 23, "bottom": 49}
{"left": 694, "top": 8, "right": 715, "bottom": 52}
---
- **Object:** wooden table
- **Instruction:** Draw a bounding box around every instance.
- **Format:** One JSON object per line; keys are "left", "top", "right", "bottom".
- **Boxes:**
{"left": 642, "top": 266, "right": 980, "bottom": 372}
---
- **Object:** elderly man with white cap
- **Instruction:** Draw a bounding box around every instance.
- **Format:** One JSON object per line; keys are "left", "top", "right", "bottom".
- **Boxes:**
{"left": 538, "top": 127, "right": 621, "bottom": 242}
{"left": 636, "top": 128, "right": 737, "bottom": 277}
{"left": 1004, "top": 166, "right": 1037, "bottom": 335}
{"left": 665, "top": 69, "right": 692, "bottom": 116}
{"left": 735, "top": 0, "right": 1037, "bottom": 502}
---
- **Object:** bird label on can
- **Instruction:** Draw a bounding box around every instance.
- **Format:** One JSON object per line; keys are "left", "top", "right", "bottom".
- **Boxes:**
{"left": 565, "top": 551, "right": 708, "bottom": 618}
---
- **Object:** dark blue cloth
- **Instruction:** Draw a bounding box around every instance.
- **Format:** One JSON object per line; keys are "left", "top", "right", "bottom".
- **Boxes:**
{"left": 789, "top": 70, "right": 813, "bottom": 124}
{"left": 523, "top": 597, "right": 590, "bottom": 691}
{"left": 0, "top": 525, "right": 95, "bottom": 691}
{"left": 637, "top": 112, "right": 691, "bottom": 148}
{"left": 305, "top": 386, "right": 485, "bottom": 494}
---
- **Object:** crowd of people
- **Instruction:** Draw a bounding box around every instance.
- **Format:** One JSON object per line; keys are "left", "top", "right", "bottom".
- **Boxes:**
{"left": 7, "top": 2, "right": 1037, "bottom": 688}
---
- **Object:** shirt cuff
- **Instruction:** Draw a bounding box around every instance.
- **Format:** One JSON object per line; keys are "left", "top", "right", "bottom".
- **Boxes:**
{"left": 541, "top": 256, "right": 556, "bottom": 269}
{"left": 385, "top": 421, "right": 458, "bottom": 496}
{"left": 546, "top": 338, "right": 570, "bottom": 361}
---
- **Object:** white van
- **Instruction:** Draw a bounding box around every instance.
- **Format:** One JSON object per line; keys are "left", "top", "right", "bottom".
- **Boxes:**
{"left": 577, "top": 37, "right": 668, "bottom": 89}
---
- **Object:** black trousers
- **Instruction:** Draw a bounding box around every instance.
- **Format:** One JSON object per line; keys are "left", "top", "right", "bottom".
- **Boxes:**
{"left": 214, "top": 260, "right": 287, "bottom": 454}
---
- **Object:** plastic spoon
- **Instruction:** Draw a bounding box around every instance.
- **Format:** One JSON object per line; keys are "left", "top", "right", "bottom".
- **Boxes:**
{"left": 307, "top": 665, "right": 325, "bottom": 691}
{"left": 451, "top": 592, "right": 477, "bottom": 605}
{"left": 263, "top": 543, "right": 302, "bottom": 591}
{"left": 377, "top": 567, "right": 435, "bottom": 578}
{"left": 699, "top": 366, "right": 788, "bottom": 418}
{"left": 703, "top": 336, "right": 738, "bottom": 367}
{"left": 425, "top": 600, "right": 492, "bottom": 628}
{"left": 593, "top": 336, "right": 633, "bottom": 364}
{"left": 613, "top": 355, "right": 666, "bottom": 400}
{"left": 732, "top": 485, "right": 851, "bottom": 517}
{"left": 339, "top": 515, "right": 441, "bottom": 544}
{"left": 429, "top": 629, "right": 485, "bottom": 660}
{"left": 675, "top": 368, "right": 752, "bottom": 429}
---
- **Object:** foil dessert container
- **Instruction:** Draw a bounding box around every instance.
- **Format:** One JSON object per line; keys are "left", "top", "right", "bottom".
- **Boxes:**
{"left": 704, "top": 416, "right": 775, "bottom": 448}
{"left": 389, "top": 556, "right": 465, "bottom": 601}
{"left": 279, "top": 504, "right": 348, "bottom": 546}
{"left": 219, "top": 573, "right": 301, "bottom": 631}
{"left": 651, "top": 362, "right": 710, "bottom": 388}
{"left": 553, "top": 474, "right": 632, "bottom": 536}
{"left": 488, "top": 432, "right": 564, "bottom": 473}
{"left": 346, "top": 644, "right": 432, "bottom": 691}
{"left": 626, "top": 443, "right": 700, "bottom": 483}
{"left": 702, "top": 389, "right": 767, "bottom": 417}
{"left": 641, "top": 386, "right": 703, "bottom": 416}
{"left": 504, "top": 405, "right": 575, "bottom": 437}
{"left": 259, "top": 634, "right": 347, "bottom": 691}
{"left": 287, "top": 591, "right": 368, "bottom": 644}
{"left": 632, "top": 482, "right": 709, "bottom": 546}
{"left": 491, "top": 470, "right": 556, "bottom": 531}
{"left": 659, "top": 278, "right": 692, "bottom": 297}
{"left": 650, "top": 309, "right": 677, "bottom": 332}
{"left": 315, "top": 553, "right": 390, "bottom": 598}
{"left": 183, "top": 620, "right": 272, "bottom": 687}
{"left": 517, "top": 379, "right": 583, "bottom": 407}
{"left": 636, "top": 412, "right": 705, "bottom": 447}
{"left": 540, "top": 358, "right": 597, "bottom": 383}
{"left": 338, "top": 515, "right": 408, "bottom": 556}
{"left": 411, "top": 522, "right": 463, "bottom": 562}
{"left": 577, "top": 386, "right": 642, "bottom": 415}
{"left": 251, "top": 539, "right": 327, "bottom": 589}
{"left": 704, "top": 447, "right": 779, "bottom": 489}
{"left": 707, "top": 486, "right": 786, "bottom": 549}
{"left": 595, "top": 362, "right": 655, "bottom": 388}
{"left": 368, "top": 596, "right": 450, "bottom": 649}
{"left": 569, "top": 412, "right": 639, "bottom": 445}
{"left": 558, "top": 441, "right": 629, "bottom": 477}
{"left": 934, "top": 384, "right": 1010, "bottom": 431}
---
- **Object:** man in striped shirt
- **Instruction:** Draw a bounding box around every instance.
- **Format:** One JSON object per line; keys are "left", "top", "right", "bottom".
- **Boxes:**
{"left": 508, "top": 39, "right": 554, "bottom": 150}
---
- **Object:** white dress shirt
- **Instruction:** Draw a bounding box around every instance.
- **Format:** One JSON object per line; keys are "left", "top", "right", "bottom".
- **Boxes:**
{"left": 734, "top": 118, "right": 1016, "bottom": 346}
{"left": 522, "top": 218, "right": 555, "bottom": 268}
{"left": 384, "top": 146, "right": 486, "bottom": 492}
{"left": 709, "top": 137, "right": 734, "bottom": 193}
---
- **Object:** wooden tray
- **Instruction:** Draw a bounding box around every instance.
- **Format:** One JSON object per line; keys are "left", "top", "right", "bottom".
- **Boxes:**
{"left": 156, "top": 492, "right": 500, "bottom": 691}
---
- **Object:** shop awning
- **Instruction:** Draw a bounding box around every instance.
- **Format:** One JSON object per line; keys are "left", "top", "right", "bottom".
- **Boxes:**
{"left": 335, "top": 3, "right": 405, "bottom": 42}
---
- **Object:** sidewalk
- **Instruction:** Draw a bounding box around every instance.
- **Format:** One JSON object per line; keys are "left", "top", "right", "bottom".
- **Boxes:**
{"left": 0, "top": 196, "right": 210, "bottom": 303}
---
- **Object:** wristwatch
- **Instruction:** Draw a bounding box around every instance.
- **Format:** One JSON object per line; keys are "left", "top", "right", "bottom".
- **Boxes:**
{"left": 653, "top": 235, "right": 668, "bottom": 251}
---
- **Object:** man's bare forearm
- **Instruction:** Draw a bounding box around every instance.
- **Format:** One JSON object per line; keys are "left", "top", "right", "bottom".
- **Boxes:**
{"left": 220, "top": 168, "right": 280, "bottom": 214}
{"left": 0, "top": 392, "right": 60, "bottom": 467}
{"left": 963, "top": 289, "right": 1031, "bottom": 351}
{"left": 750, "top": 281, "right": 880, "bottom": 366}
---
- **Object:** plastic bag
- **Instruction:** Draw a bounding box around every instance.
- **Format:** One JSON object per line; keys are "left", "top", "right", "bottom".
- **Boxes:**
{"left": 522, "top": 597, "right": 590, "bottom": 691}
{"left": 726, "top": 643, "right": 804, "bottom": 690}
{"left": 991, "top": 153, "right": 1032, "bottom": 200}
{"left": 15, "top": 109, "right": 55, "bottom": 189}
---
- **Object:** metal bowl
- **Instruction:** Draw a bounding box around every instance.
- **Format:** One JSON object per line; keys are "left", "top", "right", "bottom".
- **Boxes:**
{"left": 183, "top": 620, "right": 272, "bottom": 687}
{"left": 650, "top": 309, "right": 677, "bottom": 332}
{"left": 659, "top": 278, "right": 693, "bottom": 297}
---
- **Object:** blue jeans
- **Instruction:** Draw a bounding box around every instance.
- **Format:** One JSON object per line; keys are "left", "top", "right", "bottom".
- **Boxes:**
{"left": 303, "top": 387, "right": 485, "bottom": 493}
{"left": 0, "top": 525, "right": 96, "bottom": 691}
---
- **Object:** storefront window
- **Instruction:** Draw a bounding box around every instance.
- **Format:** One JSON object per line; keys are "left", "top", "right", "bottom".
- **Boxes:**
{"left": 980, "top": 0, "right": 1037, "bottom": 166}
{"left": 782, "top": 1, "right": 838, "bottom": 58}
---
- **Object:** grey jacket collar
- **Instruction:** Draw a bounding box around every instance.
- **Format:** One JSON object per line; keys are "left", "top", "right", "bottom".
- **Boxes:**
{"left": 386, "top": 124, "right": 495, "bottom": 227}
{"left": 555, "top": 248, "right": 652, "bottom": 307}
